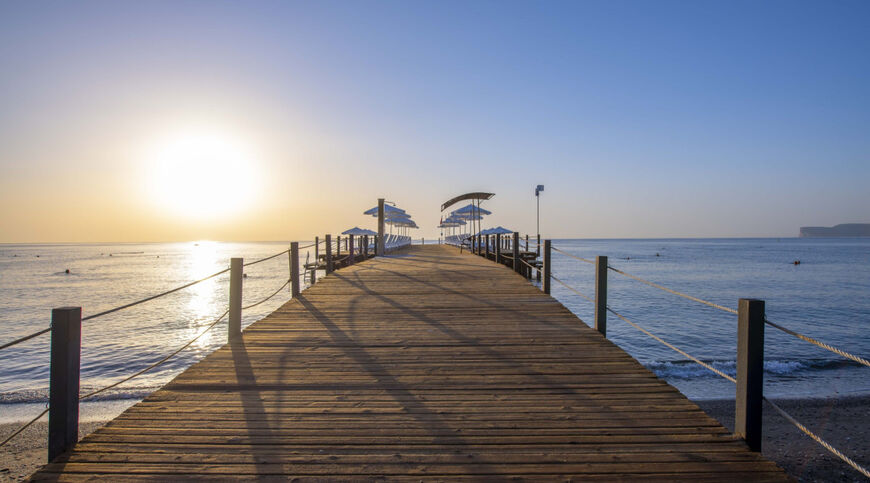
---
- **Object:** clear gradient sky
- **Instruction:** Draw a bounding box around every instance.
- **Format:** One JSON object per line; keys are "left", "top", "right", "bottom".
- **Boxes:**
{"left": 1, "top": 0, "right": 868, "bottom": 242}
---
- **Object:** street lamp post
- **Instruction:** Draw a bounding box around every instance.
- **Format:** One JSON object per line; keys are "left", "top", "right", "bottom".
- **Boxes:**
{"left": 535, "top": 185, "right": 544, "bottom": 256}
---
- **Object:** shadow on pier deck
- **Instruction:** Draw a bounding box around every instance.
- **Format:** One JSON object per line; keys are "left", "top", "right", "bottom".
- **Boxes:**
{"left": 32, "top": 245, "right": 787, "bottom": 481}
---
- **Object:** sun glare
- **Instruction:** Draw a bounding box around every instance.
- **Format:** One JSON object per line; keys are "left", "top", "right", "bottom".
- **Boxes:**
{"left": 143, "top": 130, "right": 259, "bottom": 220}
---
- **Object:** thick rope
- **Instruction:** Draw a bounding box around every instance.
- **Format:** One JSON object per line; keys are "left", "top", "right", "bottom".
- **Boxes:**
{"left": 243, "top": 249, "right": 289, "bottom": 267}
{"left": 81, "top": 268, "right": 230, "bottom": 322}
{"left": 79, "top": 309, "right": 229, "bottom": 400}
{"left": 551, "top": 246, "right": 595, "bottom": 264}
{"left": 606, "top": 305, "right": 737, "bottom": 383}
{"left": 1, "top": 309, "right": 230, "bottom": 448}
{"left": 607, "top": 265, "right": 738, "bottom": 315}
{"left": 763, "top": 396, "right": 870, "bottom": 478}
{"left": 0, "top": 407, "right": 48, "bottom": 448}
{"left": 242, "top": 280, "right": 290, "bottom": 310}
{"left": 0, "top": 327, "right": 50, "bottom": 351}
{"left": 550, "top": 275, "right": 595, "bottom": 304}
{"left": 764, "top": 318, "right": 870, "bottom": 368}
{"left": 2, "top": 267, "right": 231, "bottom": 352}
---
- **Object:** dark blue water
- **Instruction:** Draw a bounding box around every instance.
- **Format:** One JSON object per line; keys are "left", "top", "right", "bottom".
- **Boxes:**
{"left": 546, "top": 238, "right": 870, "bottom": 400}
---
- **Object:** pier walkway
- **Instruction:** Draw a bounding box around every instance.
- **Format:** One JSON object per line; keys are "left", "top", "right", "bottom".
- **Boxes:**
{"left": 33, "top": 245, "right": 787, "bottom": 481}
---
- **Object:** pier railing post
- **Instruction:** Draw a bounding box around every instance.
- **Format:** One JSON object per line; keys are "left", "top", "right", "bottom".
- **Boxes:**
{"left": 495, "top": 234, "right": 501, "bottom": 265}
{"left": 325, "top": 235, "right": 333, "bottom": 274}
{"left": 537, "top": 234, "right": 541, "bottom": 257}
{"left": 290, "top": 242, "right": 300, "bottom": 296}
{"left": 485, "top": 234, "right": 490, "bottom": 260}
{"left": 348, "top": 235, "right": 355, "bottom": 265}
{"left": 363, "top": 235, "right": 369, "bottom": 259}
{"left": 311, "top": 238, "right": 319, "bottom": 284}
{"left": 543, "top": 240, "right": 551, "bottom": 294}
{"left": 229, "top": 258, "right": 243, "bottom": 342}
{"left": 512, "top": 232, "right": 520, "bottom": 274}
{"left": 736, "top": 298, "right": 765, "bottom": 452}
{"left": 377, "top": 198, "right": 385, "bottom": 256}
{"left": 594, "top": 256, "right": 607, "bottom": 337}
{"left": 48, "top": 306, "right": 81, "bottom": 462}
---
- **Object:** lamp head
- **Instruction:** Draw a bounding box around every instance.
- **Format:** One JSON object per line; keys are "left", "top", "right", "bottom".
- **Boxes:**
{"left": 535, "top": 185, "right": 544, "bottom": 196}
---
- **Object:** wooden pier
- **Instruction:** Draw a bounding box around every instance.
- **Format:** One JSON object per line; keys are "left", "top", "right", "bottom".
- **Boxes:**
{"left": 32, "top": 245, "right": 787, "bottom": 481}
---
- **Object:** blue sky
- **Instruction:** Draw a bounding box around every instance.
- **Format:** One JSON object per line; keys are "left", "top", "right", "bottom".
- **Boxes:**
{"left": 1, "top": 1, "right": 868, "bottom": 241}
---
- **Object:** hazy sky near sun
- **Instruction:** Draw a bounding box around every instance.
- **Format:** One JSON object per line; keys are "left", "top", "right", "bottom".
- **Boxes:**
{"left": 1, "top": 0, "right": 868, "bottom": 242}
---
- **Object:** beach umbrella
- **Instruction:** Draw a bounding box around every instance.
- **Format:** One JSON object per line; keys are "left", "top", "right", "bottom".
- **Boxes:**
{"left": 453, "top": 204, "right": 492, "bottom": 216}
{"left": 342, "top": 227, "right": 377, "bottom": 236}
{"left": 363, "top": 204, "right": 406, "bottom": 216}
{"left": 486, "top": 226, "right": 513, "bottom": 234}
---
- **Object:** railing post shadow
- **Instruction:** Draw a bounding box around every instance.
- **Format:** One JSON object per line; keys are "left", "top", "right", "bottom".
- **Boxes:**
{"left": 290, "top": 242, "right": 300, "bottom": 297}
{"left": 48, "top": 306, "right": 81, "bottom": 462}
{"left": 736, "top": 298, "right": 765, "bottom": 452}
{"left": 595, "top": 256, "right": 607, "bottom": 337}
{"left": 543, "top": 240, "right": 551, "bottom": 294}
{"left": 325, "top": 234, "right": 333, "bottom": 274}
{"left": 228, "top": 258, "right": 243, "bottom": 342}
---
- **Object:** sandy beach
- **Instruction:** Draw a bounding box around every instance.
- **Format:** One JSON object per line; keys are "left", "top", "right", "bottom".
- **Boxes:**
{"left": 1, "top": 396, "right": 867, "bottom": 481}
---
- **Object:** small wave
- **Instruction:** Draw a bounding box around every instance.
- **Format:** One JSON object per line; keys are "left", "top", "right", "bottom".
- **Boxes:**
{"left": 645, "top": 359, "right": 853, "bottom": 380}
{"left": 0, "top": 385, "right": 158, "bottom": 405}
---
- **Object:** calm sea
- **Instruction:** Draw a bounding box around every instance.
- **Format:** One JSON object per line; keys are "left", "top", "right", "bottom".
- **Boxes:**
{"left": 1, "top": 238, "right": 868, "bottom": 423}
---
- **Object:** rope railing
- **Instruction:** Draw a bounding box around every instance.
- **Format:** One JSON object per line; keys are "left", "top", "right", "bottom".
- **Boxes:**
{"left": 0, "top": 270, "right": 296, "bottom": 449}
{"left": 549, "top": 271, "right": 869, "bottom": 479}
{"left": 764, "top": 318, "right": 870, "bottom": 368}
{"left": 0, "top": 307, "right": 231, "bottom": 449}
{"left": 551, "top": 246, "right": 595, "bottom": 264}
{"left": 606, "top": 264, "right": 738, "bottom": 315}
{"left": 242, "top": 280, "right": 290, "bottom": 310}
{"left": 552, "top": 244, "right": 869, "bottom": 371}
{"left": 0, "top": 267, "right": 231, "bottom": 353}
{"left": 551, "top": 274, "right": 595, "bottom": 303}
{"left": 0, "top": 327, "right": 51, "bottom": 352}
{"left": 763, "top": 396, "right": 870, "bottom": 478}
{"left": 243, "top": 248, "right": 289, "bottom": 267}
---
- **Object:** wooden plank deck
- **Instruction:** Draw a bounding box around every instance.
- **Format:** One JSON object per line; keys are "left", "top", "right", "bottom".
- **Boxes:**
{"left": 33, "top": 245, "right": 788, "bottom": 481}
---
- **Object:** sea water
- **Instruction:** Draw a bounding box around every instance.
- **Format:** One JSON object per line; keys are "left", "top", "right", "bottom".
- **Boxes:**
{"left": 1, "top": 238, "right": 868, "bottom": 423}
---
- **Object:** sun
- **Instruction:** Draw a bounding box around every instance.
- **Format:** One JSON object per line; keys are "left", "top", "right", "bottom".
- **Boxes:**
{"left": 142, "top": 129, "right": 259, "bottom": 220}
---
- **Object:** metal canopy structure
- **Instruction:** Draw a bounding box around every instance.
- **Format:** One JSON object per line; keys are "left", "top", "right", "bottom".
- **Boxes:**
{"left": 440, "top": 192, "right": 494, "bottom": 212}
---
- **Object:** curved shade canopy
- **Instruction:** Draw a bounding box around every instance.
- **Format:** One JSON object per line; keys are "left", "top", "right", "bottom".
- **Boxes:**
{"left": 441, "top": 192, "right": 494, "bottom": 212}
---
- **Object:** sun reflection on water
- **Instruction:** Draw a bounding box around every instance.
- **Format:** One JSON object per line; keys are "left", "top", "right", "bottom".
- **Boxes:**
{"left": 185, "top": 241, "right": 224, "bottom": 351}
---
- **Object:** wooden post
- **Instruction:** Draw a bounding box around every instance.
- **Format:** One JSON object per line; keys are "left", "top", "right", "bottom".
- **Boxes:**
{"left": 377, "top": 198, "right": 385, "bottom": 256}
{"left": 543, "top": 240, "right": 551, "bottom": 294}
{"left": 595, "top": 256, "right": 607, "bottom": 337}
{"left": 525, "top": 234, "right": 529, "bottom": 252}
{"left": 736, "top": 298, "right": 765, "bottom": 452}
{"left": 495, "top": 234, "right": 501, "bottom": 265}
{"left": 48, "top": 306, "right": 81, "bottom": 462}
{"left": 228, "top": 258, "right": 243, "bottom": 342}
{"left": 422, "top": 238, "right": 425, "bottom": 245}
{"left": 336, "top": 235, "right": 341, "bottom": 257}
{"left": 537, "top": 234, "right": 541, "bottom": 257}
{"left": 348, "top": 235, "right": 355, "bottom": 265}
{"left": 512, "top": 232, "right": 520, "bottom": 273}
{"left": 325, "top": 235, "right": 333, "bottom": 274}
{"left": 363, "top": 235, "right": 368, "bottom": 258}
{"left": 290, "top": 242, "right": 300, "bottom": 296}
{"left": 485, "top": 234, "right": 490, "bottom": 260}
